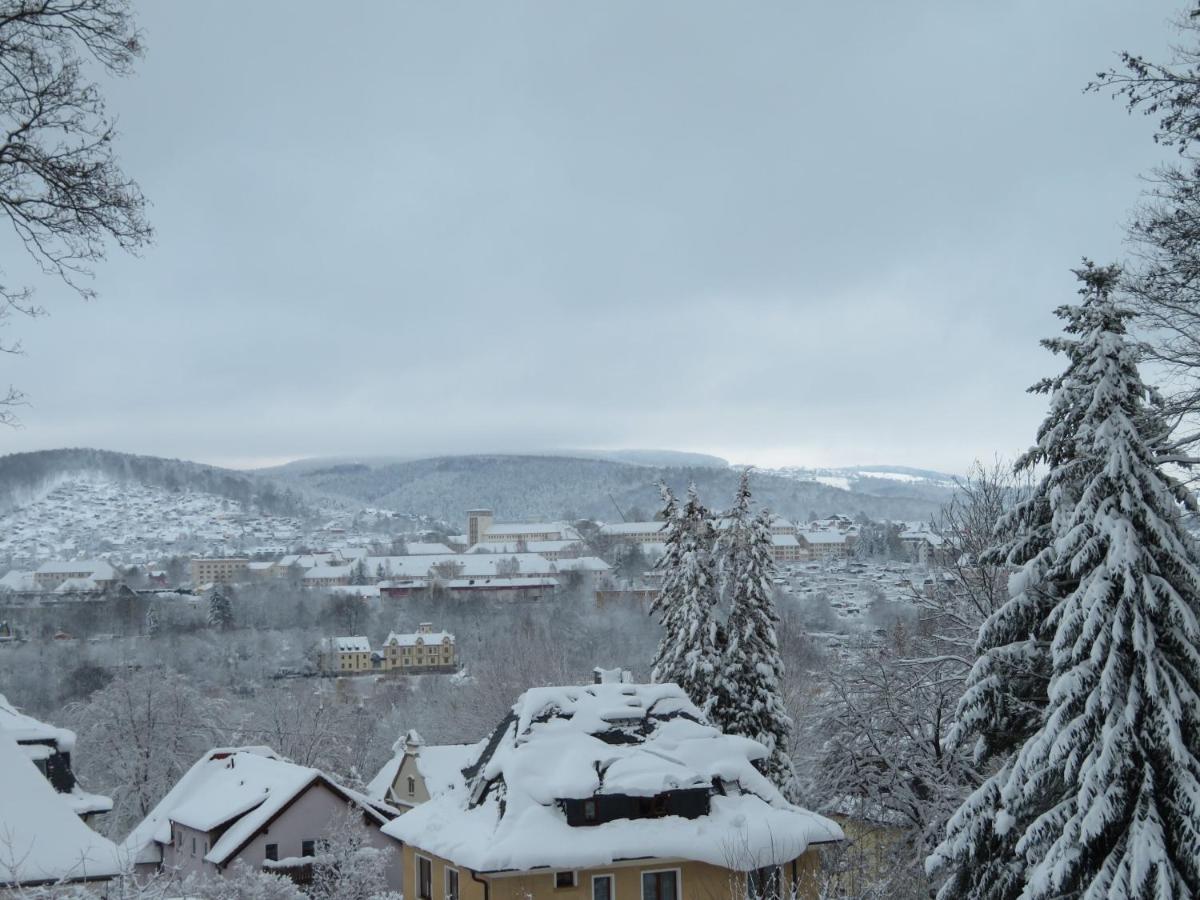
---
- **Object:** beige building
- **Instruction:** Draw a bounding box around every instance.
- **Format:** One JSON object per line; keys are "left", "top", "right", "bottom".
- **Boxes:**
{"left": 383, "top": 681, "right": 841, "bottom": 900}
{"left": 598, "top": 521, "right": 667, "bottom": 545}
{"left": 34, "top": 559, "right": 118, "bottom": 590}
{"left": 317, "top": 636, "right": 372, "bottom": 673}
{"left": 381, "top": 624, "right": 456, "bottom": 673}
{"left": 189, "top": 557, "right": 250, "bottom": 585}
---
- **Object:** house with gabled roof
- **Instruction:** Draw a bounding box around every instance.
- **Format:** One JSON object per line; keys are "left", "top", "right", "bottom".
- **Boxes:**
{"left": 121, "top": 747, "right": 403, "bottom": 891}
{"left": 383, "top": 682, "right": 842, "bottom": 900}
{"left": 366, "top": 729, "right": 484, "bottom": 812}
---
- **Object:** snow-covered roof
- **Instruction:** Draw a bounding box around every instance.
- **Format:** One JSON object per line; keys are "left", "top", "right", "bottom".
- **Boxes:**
{"left": 0, "top": 692, "right": 75, "bottom": 749}
{"left": 367, "top": 553, "right": 557, "bottom": 580}
{"left": 303, "top": 564, "right": 353, "bottom": 580}
{"left": 121, "top": 747, "right": 397, "bottom": 867}
{"left": 798, "top": 531, "right": 848, "bottom": 545}
{"left": 482, "top": 521, "right": 576, "bottom": 537}
{"left": 599, "top": 521, "right": 666, "bottom": 536}
{"left": 404, "top": 542, "right": 453, "bottom": 555}
{"left": 0, "top": 570, "right": 36, "bottom": 591}
{"left": 383, "top": 682, "right": 842, "bottom": 872}
{"left": 366, "top": 732, "right": 483, "bottom": 805}
{"left": 35, "top": 559, "right": 113, "bottom": 577}
{"left": 55, "top": 576, "right": 100, "bottom": 593}
{"left": 771, "top": 535, "right": 800, "bottom": 547}
{"left": 466, "top": 540, "right": 580, "bottom": 555}
{"left": 552, "top": 556, "right": 613, "bottom": 573}
{"left": 383, "top": 630, "right": 454, "bottom": 647}
{"left": 0, "top": 732, "right": 120, "bottom": 885}
{"left": 322, "top": 636, "right": 371, "bottom": 653}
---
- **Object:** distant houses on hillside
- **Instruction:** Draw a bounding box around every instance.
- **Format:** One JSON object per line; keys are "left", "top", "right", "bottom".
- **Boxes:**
{"left": 317, "top": 623, "right": 458, "bottom": 676}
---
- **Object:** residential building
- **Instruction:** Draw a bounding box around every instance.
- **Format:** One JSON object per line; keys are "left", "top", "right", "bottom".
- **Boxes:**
{"left": 0, "top": 732, "right": 120, "bottom": 890}
{"left": 467, "top": 539, "right": 582, "bottom": 560}
{"left": 796, "top": 531, "right": 854, "bottom": 560}
{"left": 769, "top": 515, "right": 798, "bottom": 536}
{"left": 383, "top": 682, "right": 842, "bottom": 900}
{"left": 121, "top": 747, "right": 402, "bottom": 890}
{"left": 366, "top": 730, "right": 482, "bottom": 811}
{"left": 0, "top": 692, "right": 112, "bottom": 822}
{"left": 189, "top": 557, "right": 250, "bottom": 585}
{"left": 33, "top": 560, "right": 118, "bottom": 590}
{"left": 317, "top": 636, "right": 372, "bottom": 673}
{"left": 597, "top": 521, "right": 667, "bottom": 545}
{"left": 381, "top": 624, "right": 457, "bottom": 673}
{"left": 302, "top": 564, "right": 353, "bottom": 587}
{"left": 771, "top": 533, "right": 804, "bottom": 563}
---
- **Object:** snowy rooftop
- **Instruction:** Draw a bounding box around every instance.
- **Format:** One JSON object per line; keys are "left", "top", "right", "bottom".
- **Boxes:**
{"left": 34, "top": 559, "right": 114, "bottom": 577}
{"left": 367, "top": 732, "right": 485, "bottom": 806}
{"left": 0, "top": 692, "right": 76, "bottom": 749}
{"left": 121, "top": 747, "right": 397, "bottom": 867}
{"left": 482, "top": 521, "right": 576, "bottom": 537}
{"left": 0, "top": 569, "right": 36, "bottom": 591}
{"left": 772, "top": 534, "right": 801, "bottom": 547}
{"left": 599, "top": 521, "right": 666, "bottom": 536}
{"left": 552, "top": 556, "right": 613, "bottom": 573}
{"left": 383, "top": 682, "right": 842, "bottom": 872}
{"left": 322, "top": 636, "right": 371, "bottom": 653}
{"left": 367, "top": 553, "right": 557, "bottom": 580}
{"left": 383, "top": 629, "right": 454, "bottom": 647}
{"left": 303, "top": 564, "right": 353, "bottom": 579}
{"left": 467, "top": 540, "right": 580, "bottom": 554}
{"left": 0, "top": 732, "right": 120, "bottom": 885}
{"left": 798, "top": 531, "right": 848, "bottom": 544}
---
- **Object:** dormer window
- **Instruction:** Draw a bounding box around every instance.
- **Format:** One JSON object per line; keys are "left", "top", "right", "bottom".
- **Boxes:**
{"left": 407, "top": 776, "right": 416, "bottom": 796}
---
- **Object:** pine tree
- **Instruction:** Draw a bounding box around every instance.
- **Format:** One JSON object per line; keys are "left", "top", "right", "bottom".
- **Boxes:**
{"left": 997, "top": 264, "right": 1200, "bottom": 899}
{"left": 649, "top": 483, "right": 730, "bottom": 718}
{"left": 207, "top": 586, "right": 235, "bottom": 630}
{"left": 929, "top": 265, "right": 1108, "bottom": 899}
{"left": 349, "top": 558, "right": 368, "bottom": 586}
{"left": 145, "top": 601, "right": 160, "bottom": 636}
{"left": 718, "top": 469, "right": 799, "bottom": 799}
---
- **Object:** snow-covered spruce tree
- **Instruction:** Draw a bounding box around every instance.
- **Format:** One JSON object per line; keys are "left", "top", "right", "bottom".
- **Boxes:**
{"left": 717, "top": 469, "right": 799, "bottom": 799}
{"left": 649, "top": 483, "right": 734, "bottom": 720}
{"left": 207, "top": 586, "right": 234, "bottom": 630}
{"left": 929, "top": 266, "right": 1110, "bottom": 900}
{"left": 979, "top": 263, "right": 1200, "bottom": 899}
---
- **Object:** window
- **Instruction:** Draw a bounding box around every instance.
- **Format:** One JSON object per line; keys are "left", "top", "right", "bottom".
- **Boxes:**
{"left": 555, "top": 871, "right": 578, "bottom": 888}
{"left": 642, "top": 870, "right": 679, "bottom": 900}
{"left": 191, "top": 836, "right": 196, "bottom": 856}
{"left": 583, "top": 799, "right": 597, "bottom": 822}
{"left": 265, "top": 843, "right": 278, "bottom": 862}
{"left": 445, "top": 867, "right": 460, "bottom": 900}
{"left": 593, "top": 874, "right": 615, "bottom": 900}
{"left": 302, "top": 840, "right": 316, "bottom": 857}
{"left": 407, "top": 775, "right": 417, "bottom": 795}
{"left": 417, "top": 855, "right": 433, "bottom": 900}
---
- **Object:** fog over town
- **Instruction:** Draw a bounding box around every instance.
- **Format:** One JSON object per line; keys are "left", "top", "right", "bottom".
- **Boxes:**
{"left": 4, "top": 3, "right": 1200, "bottom": 899}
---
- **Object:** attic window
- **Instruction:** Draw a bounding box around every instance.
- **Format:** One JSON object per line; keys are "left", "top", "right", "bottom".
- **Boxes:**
{"left": 407, "top": 776, "right": 416, "bottom": 795}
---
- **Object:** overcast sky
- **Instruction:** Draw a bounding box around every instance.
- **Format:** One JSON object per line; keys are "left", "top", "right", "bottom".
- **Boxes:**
{"left": 1, "top": 1, "right": 1186, "bottom": 473}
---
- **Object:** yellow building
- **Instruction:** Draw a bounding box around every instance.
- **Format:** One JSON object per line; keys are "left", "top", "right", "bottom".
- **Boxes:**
{"left": 189, "top": 557, "right": 250, "bottom": 585}
{"left": 317, "top": 636, "right": 372, "bottom": 673}
{"left": 382, "top": 624, "right": 457, "bottom": 673}
{"left": 382, "top": 682, "right": 841, "bottom": 900}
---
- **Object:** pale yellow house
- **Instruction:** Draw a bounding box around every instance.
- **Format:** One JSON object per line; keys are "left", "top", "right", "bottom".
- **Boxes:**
{"left": 189, "top": 557, "right": 250, "bottom": 585}
{"left": 383, "top": 682, "right": 842, "bottom": 900}
{"left": 382, "top": 624, "right": 456, "bottom": 673}
{"left": 316, "top": 636, "right": 372, "bottom": 673}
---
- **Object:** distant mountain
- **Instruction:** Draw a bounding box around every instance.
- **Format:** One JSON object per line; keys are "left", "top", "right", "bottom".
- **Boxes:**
{"left": 264, "top": 447, "right": 730, "bottom": 474}
{"left": 0, "top": 449, "right": 313, "bottom": 518}
{"left": 763, "top": 465, "right": 960, "bottom": 506}
{"left": 265, "top": 453, "right": 949, "bottom": 525}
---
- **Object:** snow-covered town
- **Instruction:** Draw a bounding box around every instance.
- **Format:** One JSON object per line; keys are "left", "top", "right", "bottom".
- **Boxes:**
{"left": 4, "top": 2, "right": 1200, "bottom": 899}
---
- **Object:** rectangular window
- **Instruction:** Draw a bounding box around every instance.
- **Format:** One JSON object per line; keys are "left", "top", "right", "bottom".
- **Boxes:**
{"left": 593, "top": 874, "right": 614, "bottom": 900}
{"left": 642, "top": 870, "right": 679, "bottom": 900}
{"left": 191, "top": 836, "right": 196, "bottom": 856}
{"left": 302, "top": 840, "right": 315, "bottom": 857}
{"left": 555, "top": 871, "right": 578, "bottom": 888}
{"left": 407, "top": 775, "right": 417, "bottom": 795}
{"left": 417, "top": 855, "right": 433, "bottom": 900}
{"left": 265, "top": 843, "right": 278, "bottom": 861}
{"left": 446, "top": 868, "right": 460, "bottom": 900}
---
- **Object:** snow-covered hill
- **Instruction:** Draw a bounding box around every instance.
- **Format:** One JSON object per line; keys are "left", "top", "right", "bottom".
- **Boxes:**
{"left": 0, "top": 475, "right": 309, "bottom": 564}
{"left": 762, "top": 465, "right": 959, "bottom": 505}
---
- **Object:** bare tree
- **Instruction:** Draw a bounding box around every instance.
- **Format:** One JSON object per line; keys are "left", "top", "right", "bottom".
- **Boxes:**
{"left": 0, "top": 0, "right": 152, "bottom": 423}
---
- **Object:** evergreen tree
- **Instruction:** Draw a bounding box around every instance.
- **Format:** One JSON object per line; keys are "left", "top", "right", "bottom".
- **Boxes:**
{"left": 349, "top": 558, "right": 369, "bottom": 586}
{"left": 999, "top": 264, "right": 1200, "bottom": 899}
{"left": 145, "top": 601, "right": 160, "bottom": 636}
{"left": 930, "top": 268, "right": 1100, "bottom": 899}
{"left": 207, "top": 586, "right": 235, "bottom": 630}
{"left": 649, "top": 483, "right": 731, "bottom": 718}
{"left": 718, "top": 469, "right": 799, "bottom": 799}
